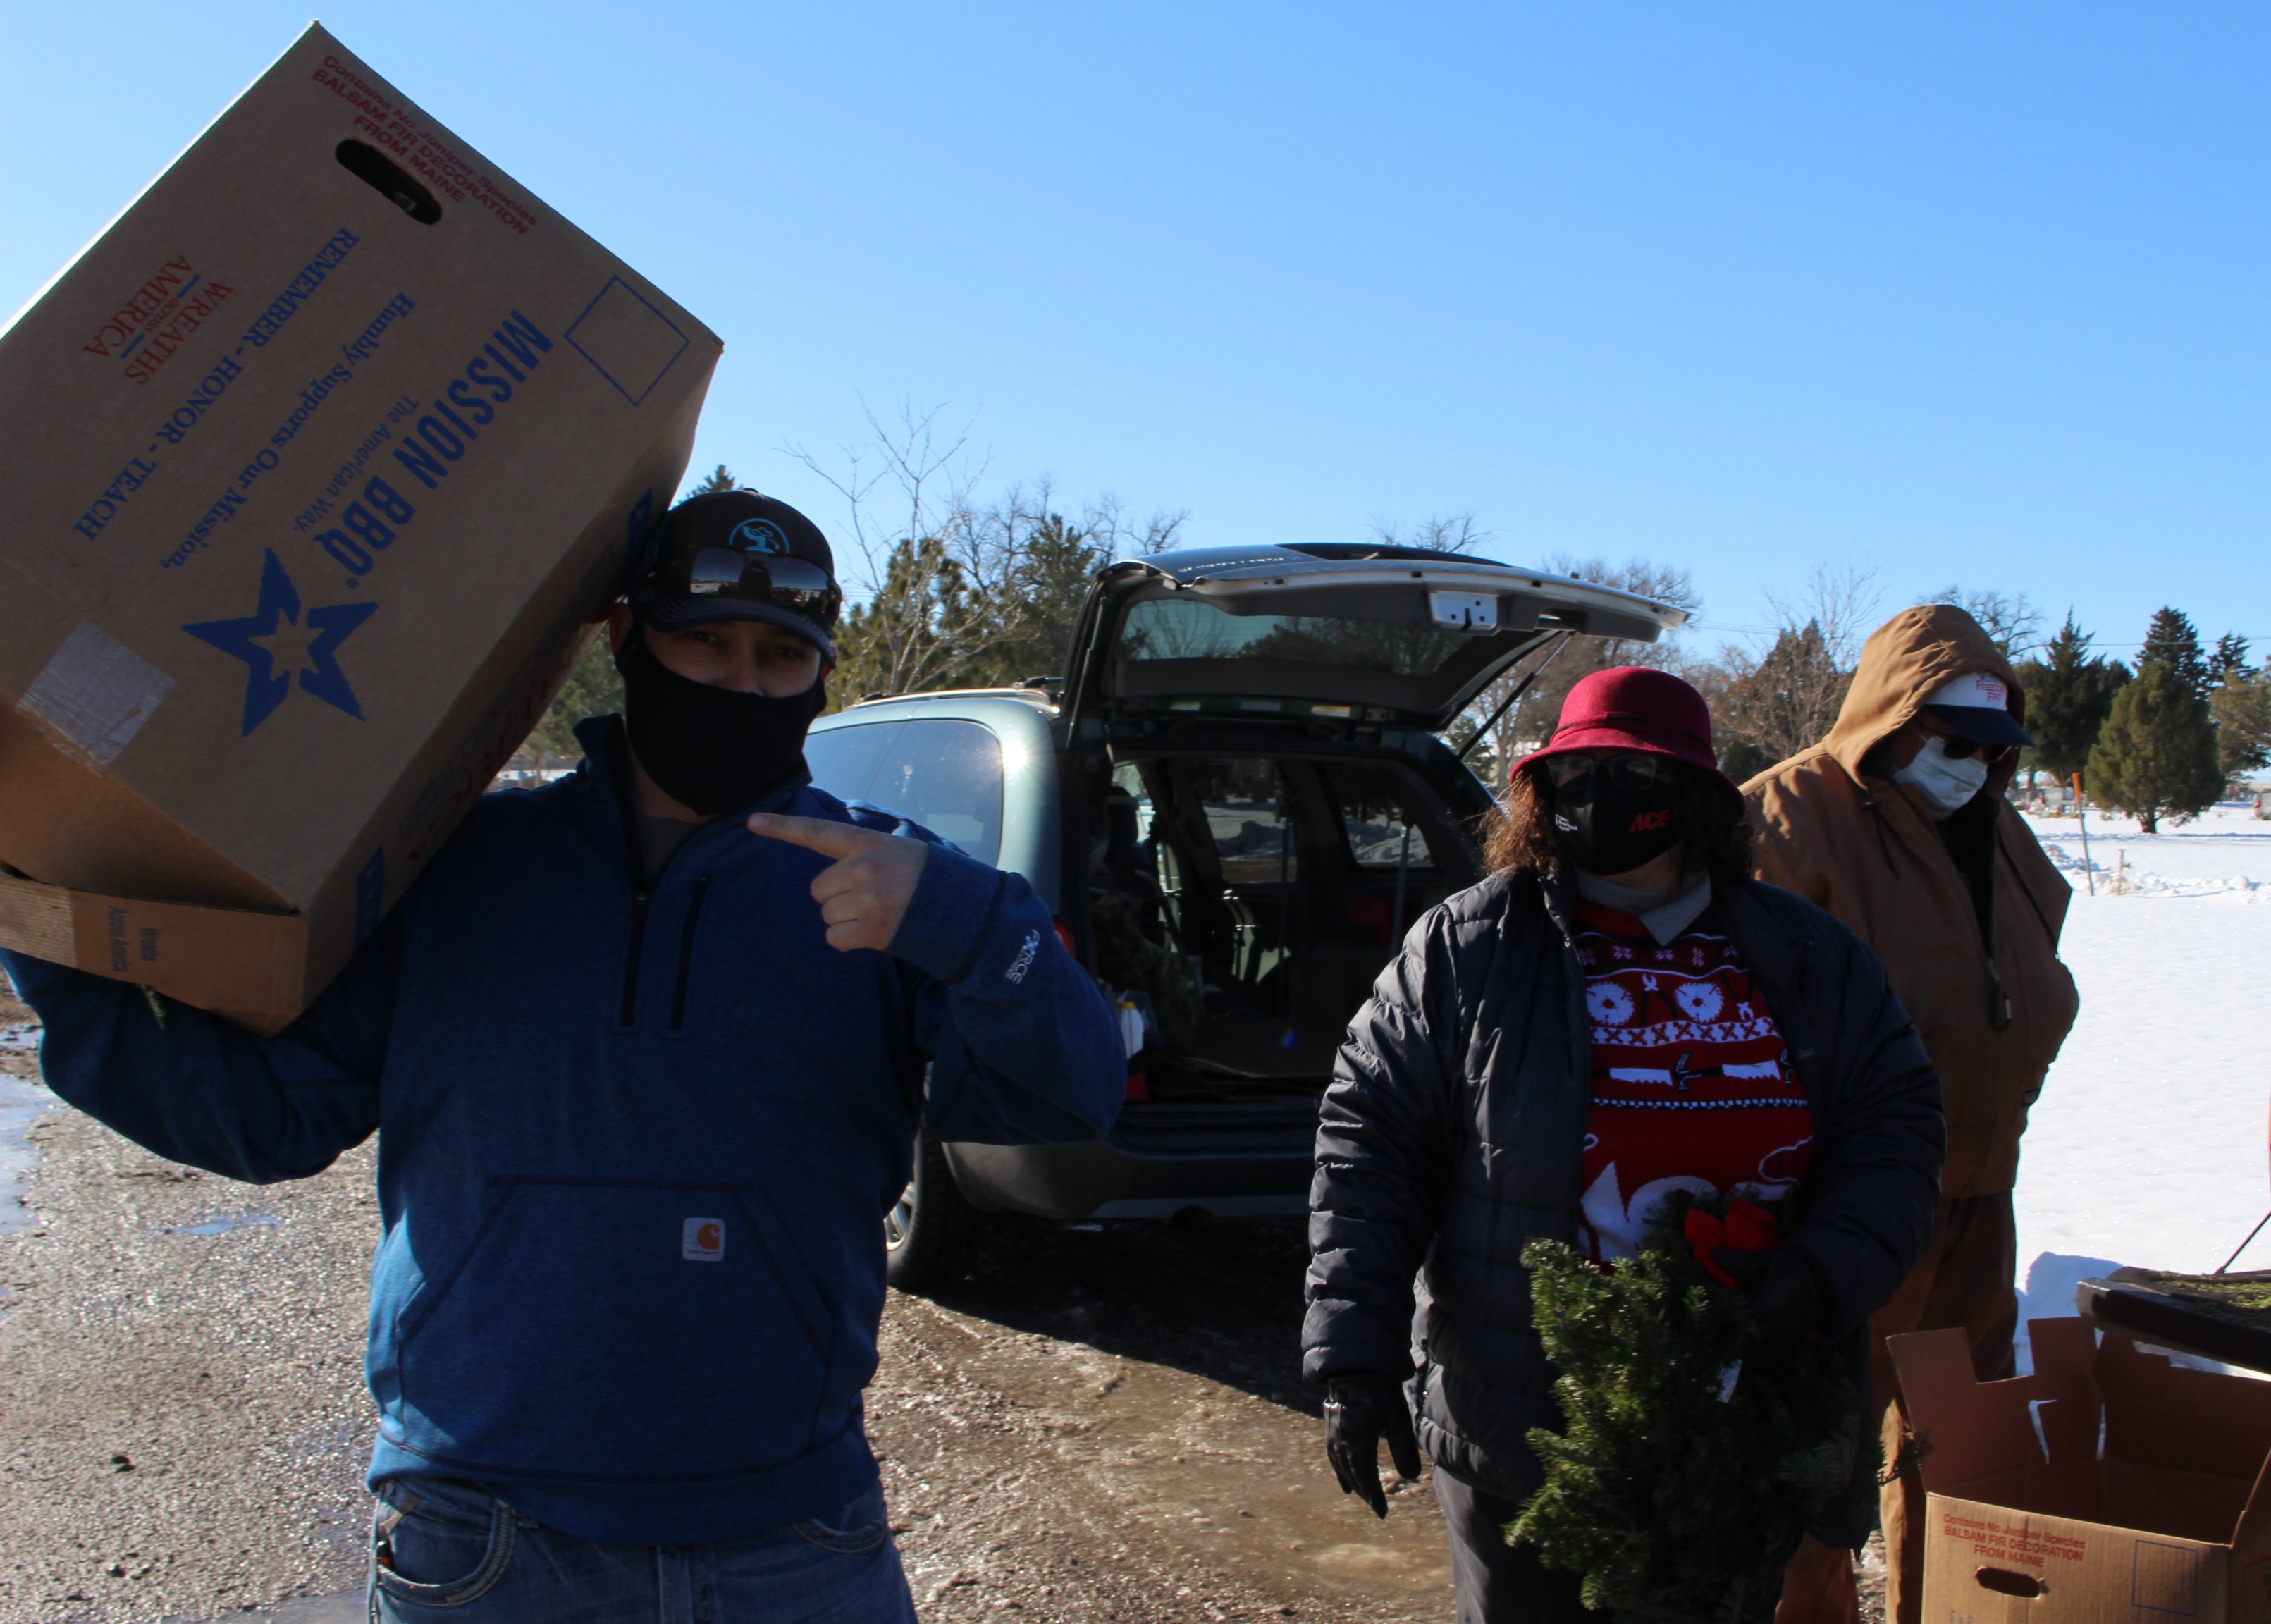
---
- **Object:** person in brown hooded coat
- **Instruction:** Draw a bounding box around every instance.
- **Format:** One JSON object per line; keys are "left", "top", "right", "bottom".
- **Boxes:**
{"left": 1744, "top": 605, "right": 2079, "bottom": 1624}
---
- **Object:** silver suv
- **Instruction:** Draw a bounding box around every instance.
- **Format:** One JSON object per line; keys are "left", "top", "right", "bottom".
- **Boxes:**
{"left": 805, "top": 542, "right": 1683, "bottom": 1288}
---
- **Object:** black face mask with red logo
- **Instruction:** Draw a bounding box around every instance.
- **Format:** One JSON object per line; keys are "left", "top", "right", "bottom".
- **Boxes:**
{"left": 1551, "top": 770, "right": 1682, "bottom": 878}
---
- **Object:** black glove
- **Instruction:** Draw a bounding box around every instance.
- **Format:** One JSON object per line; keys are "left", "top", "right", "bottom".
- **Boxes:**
{"left": 1323, "top": 1374, "right": 1422, "bottom": 1518}
{"left": 1711, "top": 1243, "right": 1833, "bottom": 1344}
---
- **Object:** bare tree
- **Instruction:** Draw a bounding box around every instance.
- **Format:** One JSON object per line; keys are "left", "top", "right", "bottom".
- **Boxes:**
{"left": 782, "top": 402, "right": 988, "bottom": 699}
{"left": 1451, "top": 555, "right": 1703, "bottom": 780}
{"left": 1915, "top": 584, "right": 2043, "bottom": 660}
{"left": 1709, "top": 565, "right": 1883, "bottom": 779}
{"left": 784, "top": 402, "right": 1183, "bottom": 701}
{"left": 946, "top": 481, "right": 1186, "bottom": 689}
{"left": 1765, "top": 563, "right": 1881, "bottom": 672}
{"left": 1370, "top": 512, "right": 1487, "bottom": 554}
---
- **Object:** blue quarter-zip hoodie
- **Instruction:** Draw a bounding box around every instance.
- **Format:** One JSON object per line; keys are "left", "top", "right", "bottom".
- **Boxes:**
{"left": 1, "top": 715, "right": 1123, "bottom": 1546}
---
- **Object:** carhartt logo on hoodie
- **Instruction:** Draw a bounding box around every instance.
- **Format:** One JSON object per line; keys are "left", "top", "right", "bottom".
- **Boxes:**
{"left": 682, "top": 1218, "right": 725, "bottom": 1262}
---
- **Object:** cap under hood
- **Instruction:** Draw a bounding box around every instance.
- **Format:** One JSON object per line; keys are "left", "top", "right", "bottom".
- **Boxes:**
{"left": 1822, "top": 605, "right": 2026, "bottom": 784}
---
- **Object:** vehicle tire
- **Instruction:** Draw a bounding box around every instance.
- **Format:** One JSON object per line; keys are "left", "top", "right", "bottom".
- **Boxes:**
{"left": 885, "top": 1127, "right": 990, "bottom": 1292}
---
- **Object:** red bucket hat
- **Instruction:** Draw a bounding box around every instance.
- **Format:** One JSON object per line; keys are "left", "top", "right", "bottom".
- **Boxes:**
{"left": 1518, "top": 666, "right": 1742, "bottom": 804}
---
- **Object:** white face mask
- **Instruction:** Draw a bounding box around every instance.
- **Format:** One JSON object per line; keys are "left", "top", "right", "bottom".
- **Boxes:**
{"left": 1894, "top": 735, "right": 1990, "bottom": 816}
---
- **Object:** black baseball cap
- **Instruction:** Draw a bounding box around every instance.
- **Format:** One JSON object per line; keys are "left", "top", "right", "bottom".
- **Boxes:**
{"left": 629, "top": 490, "right": 843, "bottom": 663}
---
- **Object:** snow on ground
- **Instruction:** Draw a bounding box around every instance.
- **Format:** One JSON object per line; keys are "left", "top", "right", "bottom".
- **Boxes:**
{"left": 0, "top": 1074, "right": 54, "bottom": 1242}
{"left": 2010, "top": 802, "right": 2271, "bottom": 1370}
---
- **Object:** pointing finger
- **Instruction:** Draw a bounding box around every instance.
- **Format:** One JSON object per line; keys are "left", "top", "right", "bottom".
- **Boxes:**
{"left": 748, "top": 812, "right": 870, "bottom": 860}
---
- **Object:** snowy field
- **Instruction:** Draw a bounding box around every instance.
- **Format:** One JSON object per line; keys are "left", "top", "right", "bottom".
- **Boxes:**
{"left": 2010, "top": 801, "right": 2271, "bottom": 1368}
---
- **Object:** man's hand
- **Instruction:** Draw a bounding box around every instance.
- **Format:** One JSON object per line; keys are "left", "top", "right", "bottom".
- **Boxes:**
{"left": 747, "top": 813, "right": 930, "bottom": 952}
{"left": 1323, "top": 1374, "right": 1422, "bottom": 1518}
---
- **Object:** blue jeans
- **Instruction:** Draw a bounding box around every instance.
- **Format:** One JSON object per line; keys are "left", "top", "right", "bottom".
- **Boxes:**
{"left": 367, "top": 1476, "right": 918, "bottom": 1623}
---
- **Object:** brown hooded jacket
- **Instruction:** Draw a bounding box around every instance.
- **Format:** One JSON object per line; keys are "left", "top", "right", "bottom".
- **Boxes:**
{"left": 1743, "top": 605, "right": 2078, "bottom": 1198}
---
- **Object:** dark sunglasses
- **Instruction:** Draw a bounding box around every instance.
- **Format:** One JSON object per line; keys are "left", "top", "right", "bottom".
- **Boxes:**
{"left": 660, "top": 546, "right": 843, "bottom": 629}
{"left": 1938, "top": 735, "right": 2017, "bottom": 764}
{"left": 1544, "top": 751, "right": 1670, "bottom": 794}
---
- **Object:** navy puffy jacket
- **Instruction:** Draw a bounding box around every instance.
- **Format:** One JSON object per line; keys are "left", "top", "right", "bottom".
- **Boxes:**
{"left": 3, "top": 716, "right": 1124, "bottom": 1545}
{"left": 1301, "top": 870, "right": 1943, "bottom": 1505}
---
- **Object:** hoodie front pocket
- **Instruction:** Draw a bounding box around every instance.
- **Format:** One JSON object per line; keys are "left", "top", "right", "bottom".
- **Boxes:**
{"left": 395, "top": 1177, "right": 838, "bottom": 1482}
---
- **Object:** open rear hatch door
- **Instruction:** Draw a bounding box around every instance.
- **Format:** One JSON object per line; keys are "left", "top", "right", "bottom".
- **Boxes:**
{"left": 1062, "top": 543, "right": 1688, "bottom": 732}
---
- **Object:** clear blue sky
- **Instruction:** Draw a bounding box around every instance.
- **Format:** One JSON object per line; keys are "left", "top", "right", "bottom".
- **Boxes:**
{"left": 6, "top": 3, "right": 2265, "bottom": 661}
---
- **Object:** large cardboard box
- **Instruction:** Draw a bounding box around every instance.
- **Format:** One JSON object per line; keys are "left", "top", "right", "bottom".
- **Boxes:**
{"left": 0, "top": 25, "right": 720, "bottom": 1033}
{"left": 1890, "top": 1319, "right": 2271, "bottom": 1624}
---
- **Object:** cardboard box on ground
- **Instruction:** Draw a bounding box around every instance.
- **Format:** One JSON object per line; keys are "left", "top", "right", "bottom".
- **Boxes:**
{"left": 1890, "top": 1319, "right": 2271, "bottom": 1624}
{"left": 0, "top": 25, "right": 720, "bottom": 1034}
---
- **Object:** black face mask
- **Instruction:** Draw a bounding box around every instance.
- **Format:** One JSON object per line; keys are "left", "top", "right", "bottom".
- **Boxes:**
{"left": 615, "top": 630, "right": 827, "bottom": 817}
{"left": 1552, "top": 774, "right": 1681, "bottom": 877}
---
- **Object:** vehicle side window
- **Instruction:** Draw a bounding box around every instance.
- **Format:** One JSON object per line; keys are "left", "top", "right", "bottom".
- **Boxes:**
{"left": 1326, "top": 763, "right": 1436, "bottom": 868}
{"left": 1182, "top": 758, "right": 1298, "bottom": 884}
{"left": 868, "top": 720, "right": 1006, "bottom": 868}
{"left": 1109, "top": 762, "right": 1156, "bottom": 842}
{"left": 804, "top": 721, "right": 905, "bottom": 806}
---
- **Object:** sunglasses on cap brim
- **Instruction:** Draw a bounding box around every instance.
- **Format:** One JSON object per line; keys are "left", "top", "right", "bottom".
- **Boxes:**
{"left": 658, "top": 546, "right": 844, "bottom": 629}
{"left": 1543, "top": 752, "right": 1673, "bottom": 793}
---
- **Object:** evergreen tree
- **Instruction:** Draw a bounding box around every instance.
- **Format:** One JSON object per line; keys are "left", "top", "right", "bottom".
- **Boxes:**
{"left": 1711, "top": 620, "right": 1849, "bottom": 779}
{"left": 523, "top": 631, "right": 624, "bottom": 759}
{"left": 946, "top": 511, "right": 1115, "bottom": 691}
{"left": 522, "top": 465, "right": 739, "bottom": 757}
{"left": 2214, "top": 632, "right": 2253, "bottom": 684}
{"left": 2212, "top": 672, "right": 2271, "bottom": 781}
{"left": 2086, "top": 658, "right": 2224, "bottom": 832}
{"left": 2138, "top": 607, "right": 2212, "bottom": 700}
{"left": 2016, "top": 614, "right": 2129, "bottom": 785}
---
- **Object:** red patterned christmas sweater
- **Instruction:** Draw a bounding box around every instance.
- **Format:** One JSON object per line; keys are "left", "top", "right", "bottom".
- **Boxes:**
{"left": 1574, "top": 897, "right": 1814, "bottom": 1263}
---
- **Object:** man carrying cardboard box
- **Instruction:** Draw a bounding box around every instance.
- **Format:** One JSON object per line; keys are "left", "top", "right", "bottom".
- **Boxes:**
{"left": 1, "top": 488, "right": 1126, "bottom": 1622}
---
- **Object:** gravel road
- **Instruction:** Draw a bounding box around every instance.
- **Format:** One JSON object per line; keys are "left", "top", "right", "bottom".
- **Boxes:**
{"left": 0, "top": 994, "right": 1885, "bottom": 1623}
{"left": 0, "top": 990, "right": 1451, "bottom": 1623}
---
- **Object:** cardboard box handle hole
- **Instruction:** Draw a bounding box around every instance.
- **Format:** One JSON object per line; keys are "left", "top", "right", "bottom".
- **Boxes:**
{"left": 1975, "top": 1568, "right": 2045, "bottom": 1599}
{"left": 336, "top": 140, "right": 442, "bottom": 224}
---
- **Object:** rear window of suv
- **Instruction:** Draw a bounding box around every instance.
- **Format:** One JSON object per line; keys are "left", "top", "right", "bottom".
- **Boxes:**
{"left": 1116, "top": 597, "right": 1473, "bottom": 678}
{"left": 806, "top": 718, "right": 1005, "bottom": 867}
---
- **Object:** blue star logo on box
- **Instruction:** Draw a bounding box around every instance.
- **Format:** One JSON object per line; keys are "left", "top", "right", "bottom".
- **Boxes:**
{"left": 183, "top": 549, "right": 378, "bottom": 736}
{"left": 730, "top": 517, "right": 789, "bottom": 555}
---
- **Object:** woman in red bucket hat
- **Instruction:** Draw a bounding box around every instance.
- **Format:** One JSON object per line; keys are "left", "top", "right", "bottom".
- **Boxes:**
{"left": 1302, "top": 667, "right": 1946, "bottom": 1624}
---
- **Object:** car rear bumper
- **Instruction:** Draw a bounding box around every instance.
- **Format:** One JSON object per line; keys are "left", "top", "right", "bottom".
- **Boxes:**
{"left": 942, "top": 1098, "right": 1319, "bottom": 1222}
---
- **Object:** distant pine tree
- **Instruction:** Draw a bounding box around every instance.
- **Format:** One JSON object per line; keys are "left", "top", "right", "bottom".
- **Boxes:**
{"left": 2017, "top": 614, "right": 2129, "bottom": 786}
{"left": 687, "top": 464, "right": 739, "bottom": 497}
{"left": 2213, "top": 672, "right": 2271, "bottom": 780}
{"left": 2086, "top": 658, "right": 2224, "bottom": 832}
{"left": 2138, "top": 607, "right": 2212, "bottom": 700}
{"left": 523, "top": 632, "right": 625, "bottom": 759}
{"left": 2214, "top": 632, "right": 2253, "bottom": 683}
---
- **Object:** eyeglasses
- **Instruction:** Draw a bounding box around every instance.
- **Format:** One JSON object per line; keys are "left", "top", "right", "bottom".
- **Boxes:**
{"left": 1938, "top": 735, "right": 2017, "bottom": 764}
{"left": 1544, "top": 752, "right": 1669, "bottom": 793}
{"left": 654, "top": 545, "right": 843, "bottom": 629}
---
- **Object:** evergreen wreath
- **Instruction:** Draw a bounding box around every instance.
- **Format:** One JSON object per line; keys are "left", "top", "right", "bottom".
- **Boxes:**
{"left": 1506, "top": 1189, "right": 1876, "bottom": 1624}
